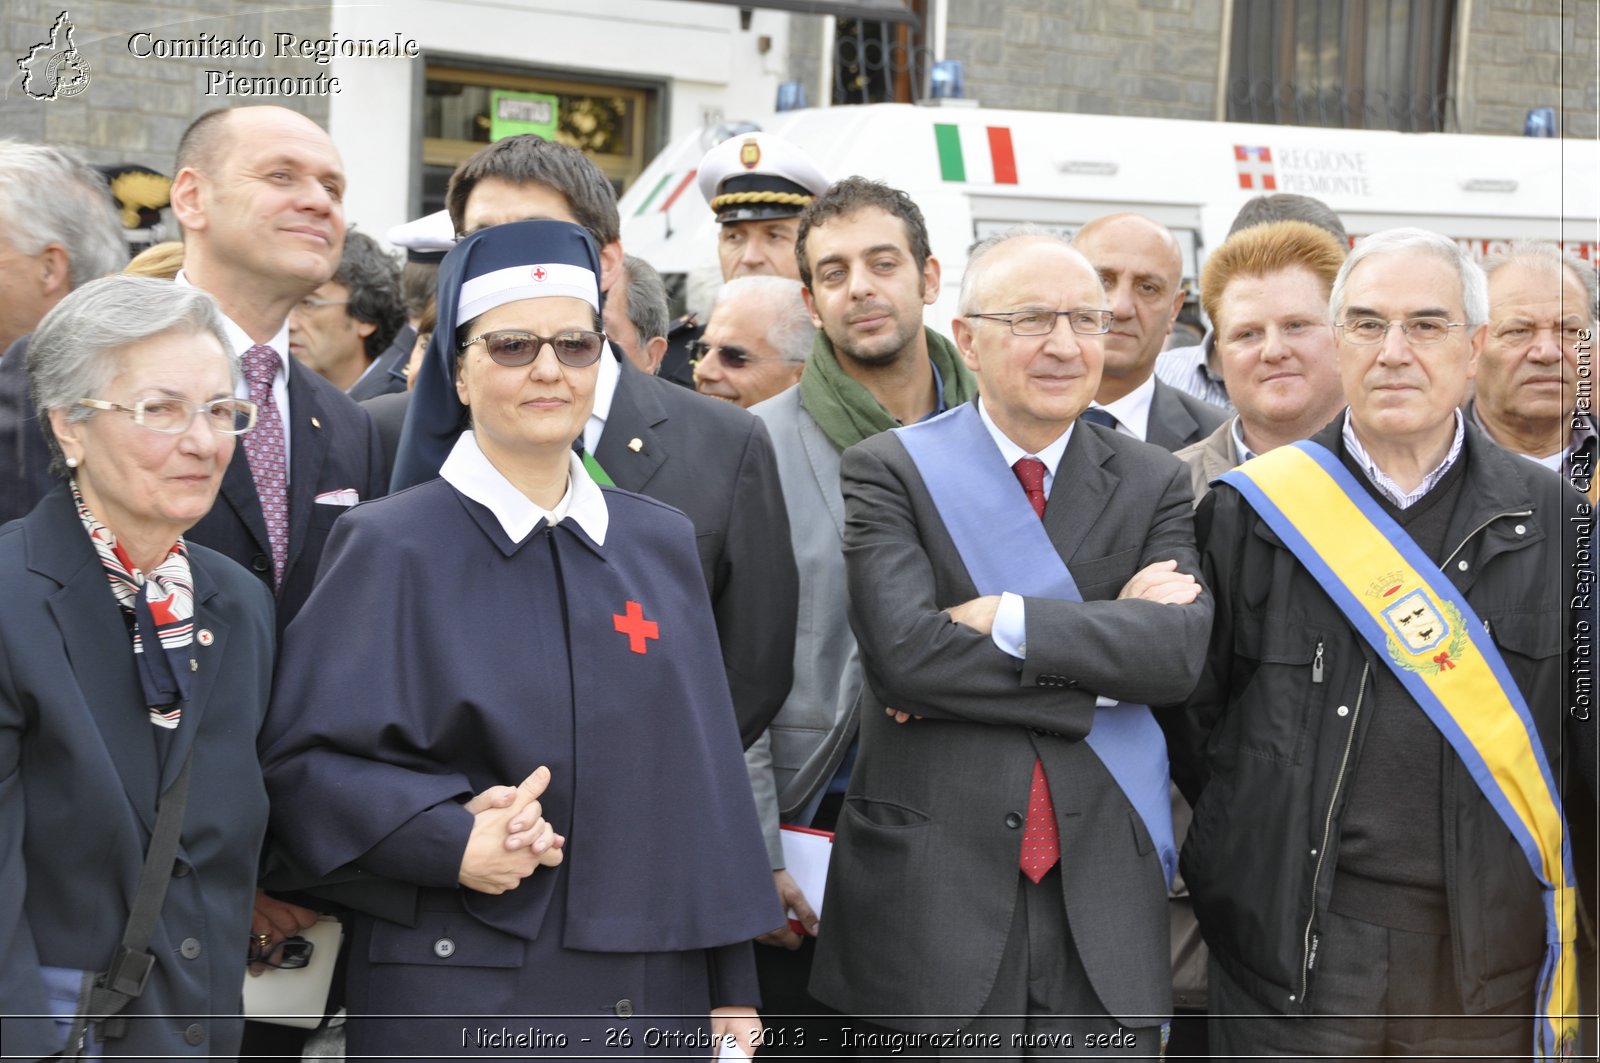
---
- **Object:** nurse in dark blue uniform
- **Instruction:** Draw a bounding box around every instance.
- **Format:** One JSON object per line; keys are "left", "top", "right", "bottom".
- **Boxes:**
{"left": 259, "top": 221, "right": 781, "bottom": 1060}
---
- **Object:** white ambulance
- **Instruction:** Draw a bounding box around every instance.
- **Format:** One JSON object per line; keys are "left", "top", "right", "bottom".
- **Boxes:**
{"left": 618, "top": 102, "right": 1598, "bottom": 329}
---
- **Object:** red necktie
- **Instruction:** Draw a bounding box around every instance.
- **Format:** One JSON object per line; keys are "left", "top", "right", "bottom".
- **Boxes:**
{"left": 241, "top": 345, "right": 289, "bottom": 589}
{"left": 1010, "top": 457, "right": 1059, "bottom": 882}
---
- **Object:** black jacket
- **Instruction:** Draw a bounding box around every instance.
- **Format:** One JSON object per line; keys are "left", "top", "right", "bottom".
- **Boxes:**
{"left": 1177, "top": 417, "right": 1595, "bottom": 1017}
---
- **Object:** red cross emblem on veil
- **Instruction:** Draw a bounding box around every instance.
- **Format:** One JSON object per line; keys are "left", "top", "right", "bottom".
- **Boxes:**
{"left": 531, "top": 266, "right": 548, "bottom": 281}
{"left": 613, "top": 600, "right": 659, "bottom": 654}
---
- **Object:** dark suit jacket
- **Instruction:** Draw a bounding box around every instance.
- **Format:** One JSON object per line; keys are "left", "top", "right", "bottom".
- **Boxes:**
{"left": 188, "top": 357, "right": 387, "bottom": 634}
{"left": 1146, "top": 377, "right": 1228, "bottom": 452}
{"left": 810, "top": 416, "right": 1211, "bottom": 1030}
{"left": 0, "top": 486, "right": 275, "bottom": 1060}
{"left": 361, "top": 389, "right": 410, "bottom": 476}
{"left": 0, "top": 337, "right": 53, "bottom": 528}
{"left": 593, "top": 358, "right": 797, "bottom": 748}
{"left": 347, "top": 324, "right": 413, "bottom": 402}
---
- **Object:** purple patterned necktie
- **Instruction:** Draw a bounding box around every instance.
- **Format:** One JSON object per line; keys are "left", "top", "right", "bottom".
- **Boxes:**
{"left": 241, "top": 344, "right": 288, "bottom": 589}
{"left": 1011, "top": 457, "right": 1060, "bottom": 883}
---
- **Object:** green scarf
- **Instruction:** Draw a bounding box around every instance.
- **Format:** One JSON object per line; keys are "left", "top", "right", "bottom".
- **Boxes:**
{"left": 798, "top": 326, "right": 977, "bottom": 452}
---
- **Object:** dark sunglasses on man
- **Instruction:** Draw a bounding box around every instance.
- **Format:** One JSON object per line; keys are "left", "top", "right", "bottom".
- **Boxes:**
{"left": 689, "top": 340, "right": 763, "bottom": 369}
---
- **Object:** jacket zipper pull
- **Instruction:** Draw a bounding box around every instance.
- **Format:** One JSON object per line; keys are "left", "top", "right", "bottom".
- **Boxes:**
{"left": 1312, "top": 640, "right": 1324, "bottom": 684}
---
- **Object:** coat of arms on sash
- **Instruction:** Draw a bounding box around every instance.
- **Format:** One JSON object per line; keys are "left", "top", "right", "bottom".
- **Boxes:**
{"left": 1368, "top": 580, "right": 1470, "bottom": 674}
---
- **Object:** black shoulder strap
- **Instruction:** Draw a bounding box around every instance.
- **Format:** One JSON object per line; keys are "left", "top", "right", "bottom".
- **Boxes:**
{"left": 64, "top": 751, "right": 195, "bottom": 1050}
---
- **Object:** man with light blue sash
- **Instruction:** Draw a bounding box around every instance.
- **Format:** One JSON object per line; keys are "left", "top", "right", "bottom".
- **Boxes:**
{"left": 1181, "top": 228, "right": 1596, "bottom": 1059}
{"left": 810, "top": 230, "right": 1211, "bottom": 1050}
{"left": 748, "top": 177, "right": 977, "bottom": 1054}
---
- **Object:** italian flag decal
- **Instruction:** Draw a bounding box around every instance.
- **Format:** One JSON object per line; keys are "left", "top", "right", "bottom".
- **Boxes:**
{"left": 632, "top": 169, "right": 698, "bottom": 215}
{"left": 934, "top": 124, "right": 1018, "bottom": 184}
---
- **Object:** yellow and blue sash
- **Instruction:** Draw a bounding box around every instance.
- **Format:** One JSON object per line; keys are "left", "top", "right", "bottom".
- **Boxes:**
{"left": 895, "top": 404, "right": 1177, "bottom": 887}
{"left": 1220, "top": 441, "right": 1577, "bottom": 1059}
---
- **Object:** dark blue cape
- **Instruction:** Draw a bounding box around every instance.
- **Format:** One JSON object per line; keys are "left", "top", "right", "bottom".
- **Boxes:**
{"left": 258, "top": 478, "right": 780, "bottom": 951}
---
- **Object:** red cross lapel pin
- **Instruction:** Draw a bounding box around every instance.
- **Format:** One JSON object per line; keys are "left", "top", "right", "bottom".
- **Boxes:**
{"left": 613, "top": 599, "right": 660, "bottom": 655}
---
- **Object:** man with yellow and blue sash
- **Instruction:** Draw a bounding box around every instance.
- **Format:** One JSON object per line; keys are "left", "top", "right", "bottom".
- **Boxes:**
{"left": 1179, "top": 228, "right": 1596, "bottom": 1059}
{"left": 810, "top": 231, "right": 1212, "bottom": 1049}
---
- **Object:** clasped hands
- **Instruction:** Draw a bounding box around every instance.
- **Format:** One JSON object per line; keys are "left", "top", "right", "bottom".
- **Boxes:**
{"left": 886, "top": 559, "right": 1200, "bottom": 725}
{"left": 458, "top": 765, "right": 566, "bottom": 894}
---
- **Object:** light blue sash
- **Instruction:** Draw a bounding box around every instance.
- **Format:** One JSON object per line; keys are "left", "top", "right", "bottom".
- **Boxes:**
{"left": 895, "top": 403, "right": 1177, "bottom": 887}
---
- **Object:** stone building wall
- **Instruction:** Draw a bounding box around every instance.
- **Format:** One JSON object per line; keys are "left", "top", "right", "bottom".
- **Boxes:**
{"left": 940, "top": 0, "right": 1224, "bottom": 118}
{"left": 1460, "top": 0, "right": 1598, "bottom": 138}
{"left": 3, "top": 0, "right": 332, "bottom": 174}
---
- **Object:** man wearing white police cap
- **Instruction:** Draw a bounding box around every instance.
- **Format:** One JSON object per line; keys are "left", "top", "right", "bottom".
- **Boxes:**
{"left": 658, "top": 131, "right": 829, "bottom": 388}
{"left": 699, "top": 131, "right": 830, "bottom": 281}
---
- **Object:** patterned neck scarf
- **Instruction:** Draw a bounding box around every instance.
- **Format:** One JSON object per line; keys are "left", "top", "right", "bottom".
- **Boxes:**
{"left": 72, "top": 480, "right": 195, "bottom": 728}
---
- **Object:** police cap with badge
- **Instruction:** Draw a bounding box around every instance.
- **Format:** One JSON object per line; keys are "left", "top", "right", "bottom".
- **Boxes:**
{"left": 696, "top": 132, "right": 829, "bottom": 225}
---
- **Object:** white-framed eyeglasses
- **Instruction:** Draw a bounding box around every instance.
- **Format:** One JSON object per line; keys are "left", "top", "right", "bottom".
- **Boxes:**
{"left": 78, "top": 397, "right": 258, "bottom": 435}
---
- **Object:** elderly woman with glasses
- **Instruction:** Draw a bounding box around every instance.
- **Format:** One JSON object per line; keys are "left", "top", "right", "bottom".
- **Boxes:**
{"left": 0, "top": 276, "right": 273, "bottom": 1059}
{"left": 259, "top": 220, "right": 779, "bottom": 1060}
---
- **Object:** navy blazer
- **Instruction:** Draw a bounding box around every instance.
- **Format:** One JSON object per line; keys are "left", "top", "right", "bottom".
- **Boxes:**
{"left": 0, "top": 486, "right": 275, "bottom": 1060}
{"left": 187, "top": 357, "right": 387, "bottom": 634}
{"left": 593, "top": 358, "right": 798, "bottom": 748}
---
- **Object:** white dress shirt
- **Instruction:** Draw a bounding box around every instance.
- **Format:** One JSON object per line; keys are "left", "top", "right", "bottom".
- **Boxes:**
{"left": 582, "top": 345, "right": 622, "bottom": 455}
{"left": 975, "top": 398, "right": 1073, "bottom": 659}
{"left": 175, "top": 270, "right": 294, "bottom": 465}
{"left": 1088, "top": 372, "right": 1157, "bottom": 441}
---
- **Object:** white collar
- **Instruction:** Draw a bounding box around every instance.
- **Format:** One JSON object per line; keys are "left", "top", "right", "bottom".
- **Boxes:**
{"left": 1229, "top": 415, "right": 1257, "bottom": 463}
{"left": 175, "top": 269, "right": 291, "bottom": 368}
{"left": 1090, "top": 373, "right": 1156, "bottom": 441}
{"left": 440, "top": 430, "right": 610, "bottom": 545}
{"left": 977, "top": 397, "right": 1074, "bottom": 482}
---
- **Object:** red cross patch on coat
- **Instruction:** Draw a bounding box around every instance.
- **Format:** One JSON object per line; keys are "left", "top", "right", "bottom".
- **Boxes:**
{"left": 613, "top": 600, "right": 660, "bottom": 654}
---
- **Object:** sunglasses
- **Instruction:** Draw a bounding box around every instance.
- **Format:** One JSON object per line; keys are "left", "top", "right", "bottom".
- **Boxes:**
{"left": 689, "top": 341, "right": 760, "bottom": 369}
{"left": 248, "top": 935, "right": 314, "bottom": 971}
{"left": 460, "top": 329, "right": 607, "bottom": 368}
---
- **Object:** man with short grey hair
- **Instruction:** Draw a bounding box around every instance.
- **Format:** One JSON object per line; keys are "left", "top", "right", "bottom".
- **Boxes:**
{"left": 1474, "top": 242, "right": 1597, "bottom": 501}
{"left": 813, "top": 226, "right": 1205, "bottom": 1048}
{"left": 603, "top": 254, "right": 671, "bottom": 374}
{"left": 694, "top": 276, "right": 812, "bottom": 408}
{"left": 0, "top": 141, "right": 127, "bottom": 523}
{"left": 1181, "top": 227, "right": 1593, "bottom": 1057}
{"left": 0, "top": 142, "right": 127, "bottom": 357}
